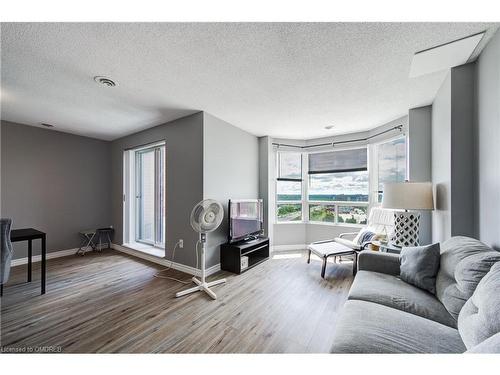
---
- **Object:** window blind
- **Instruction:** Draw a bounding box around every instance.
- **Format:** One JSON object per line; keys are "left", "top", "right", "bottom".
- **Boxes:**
{"left": 278, "top": 152, "right": 302, "bottom": 181}
{"left": 308, "top": 148, "right": 367, "bottom": 174}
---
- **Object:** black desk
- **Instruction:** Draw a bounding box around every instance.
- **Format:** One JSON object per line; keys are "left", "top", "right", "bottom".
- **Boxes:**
{"left": 11, "top": 228, "right": 46, "bottom": 295}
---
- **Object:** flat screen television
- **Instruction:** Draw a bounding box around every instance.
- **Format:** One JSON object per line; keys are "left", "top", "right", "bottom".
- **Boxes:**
{"left": 228, "top": 199, "right": 264, "bottom": 243}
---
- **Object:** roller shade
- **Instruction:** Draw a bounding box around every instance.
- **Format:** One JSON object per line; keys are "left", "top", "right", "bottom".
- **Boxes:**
{"left": 278, "top": 152, "right": 302, "bottom": 181}
{"left": 308, "top": 148, "right": 367, "bottom": 174}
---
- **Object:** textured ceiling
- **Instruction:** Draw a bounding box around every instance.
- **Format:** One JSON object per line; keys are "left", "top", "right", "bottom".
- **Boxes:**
{"left": 1, "top": 22, "right": 498, "bottom": 141}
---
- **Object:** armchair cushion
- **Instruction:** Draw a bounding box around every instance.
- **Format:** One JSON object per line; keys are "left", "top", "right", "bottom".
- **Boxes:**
{"left": 333, "top": 237, "right": 361, "bottom": 250}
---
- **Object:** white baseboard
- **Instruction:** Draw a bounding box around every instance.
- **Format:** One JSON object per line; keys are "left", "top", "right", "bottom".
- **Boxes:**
{"left": 11, "top": 248, "right": 79, "bottom": 267}
{"left": 11, "top": 243, "right": 221, "bottom": 278}
{"left": 112, "top": 243, "right": 221, "bottom": 277}
{"left": 205, "top": 263, "right": 221, "bottom": 276}
{"left": 272, "top": 244, "right": 308, "bottom": 252}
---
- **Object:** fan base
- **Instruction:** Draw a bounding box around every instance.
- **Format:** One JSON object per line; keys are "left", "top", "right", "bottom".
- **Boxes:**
{"left": 175, "top": 276, "right": 226, "bottom": 299}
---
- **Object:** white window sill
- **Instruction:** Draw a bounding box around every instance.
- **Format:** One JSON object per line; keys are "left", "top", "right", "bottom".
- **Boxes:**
{"left": 274, "top": 221, "right": 364, "bottom": 229}
{"left": 122, "top": 242, "right": 165, "bottom": 258}
{"left": 308, "top": 222, "right": 365, "bottom": 228}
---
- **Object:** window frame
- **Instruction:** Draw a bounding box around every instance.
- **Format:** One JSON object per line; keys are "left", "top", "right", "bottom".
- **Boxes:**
{"left": 371, "top": 134, "right": 409, "bottom": 205}
{"left": 306, "top": 146, "right": 369, "bottom": 226}
{"left": 124, "top": 140, "right": 166, "bottom": 249}
{"left": 275, "top": 151, "right": 304, "bottom": 223}
{"left": 275, "top": 136, "right": 408, "bottom": 226}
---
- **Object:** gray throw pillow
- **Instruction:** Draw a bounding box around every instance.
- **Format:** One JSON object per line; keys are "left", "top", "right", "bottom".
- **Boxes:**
{"left": 400, "top": 243, "right": 441, "bottom": 294}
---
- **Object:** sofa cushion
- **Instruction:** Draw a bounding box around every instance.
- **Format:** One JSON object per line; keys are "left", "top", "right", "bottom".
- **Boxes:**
{"left": 357, "top": 251, "right": 400, "bottom": 276}
{"left": 330, "top": 300, "right": 465, "bottom": 353}
{"left": 436, "top": 236, "right": 500, "bottom": 320}
{"left": 458, "top": 262, "right": 500, "bottom": 350}
{"left": 400, "top": 243, "right": 440, "bottom": 294}
{"left": 348, "top": 270, "right": 456, "bottom": 328}
{"left": 466, "top": 332, "right": 500, "bottom": 353}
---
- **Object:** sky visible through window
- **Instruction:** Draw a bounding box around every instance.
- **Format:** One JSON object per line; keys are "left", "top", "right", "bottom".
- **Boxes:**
{"left": 277, "top": 151, "right": 369, "bottom": 202}
{"left": 277, "top": 138, "right": 405, "bottom": 203}
{"left": 378, "top": 137, "right": 407, "bottom": 190}
{"left": 276, "top": 139, "right": 406, "bottom": 223}
{"left": 308, "top": 171, "right": 368, "bottom": 201}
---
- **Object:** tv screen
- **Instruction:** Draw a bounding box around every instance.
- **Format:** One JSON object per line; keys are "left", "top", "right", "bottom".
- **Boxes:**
{"left": 229, "top": 199, "right": 263, "bottom": 242}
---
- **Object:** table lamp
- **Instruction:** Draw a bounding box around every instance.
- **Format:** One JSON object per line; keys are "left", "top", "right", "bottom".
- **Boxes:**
{"left": 382, "top": 182, "right": 434, "bottom": 247}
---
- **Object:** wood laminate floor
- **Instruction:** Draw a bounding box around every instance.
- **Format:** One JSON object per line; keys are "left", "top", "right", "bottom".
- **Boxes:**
{"left": 0, "top": 250, "right": 353, "bottom": 353}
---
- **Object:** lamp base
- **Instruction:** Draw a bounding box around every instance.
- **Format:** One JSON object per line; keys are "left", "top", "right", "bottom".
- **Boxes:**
{"left": 393, "top": 211, "right": 420, "bottom": 247}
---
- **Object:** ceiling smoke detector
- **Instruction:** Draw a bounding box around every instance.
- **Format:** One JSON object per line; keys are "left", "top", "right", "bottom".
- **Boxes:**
{"left": 41, "top": 123, "right": 55, "bottom": 128}
{"left": 94, "top": 76, "right": 117, "bottom": 87}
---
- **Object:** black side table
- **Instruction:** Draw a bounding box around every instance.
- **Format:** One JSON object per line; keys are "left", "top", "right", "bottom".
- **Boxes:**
{"left": 10, "top": 228, "right": 47, "bottom": 295}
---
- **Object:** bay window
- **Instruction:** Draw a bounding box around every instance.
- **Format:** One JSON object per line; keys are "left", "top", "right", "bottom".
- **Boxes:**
{"left": 307, "top": 148, "right": 369, "bottom": 225}
{"left": 275, "top": 134, "right": 407, "bottom": 225}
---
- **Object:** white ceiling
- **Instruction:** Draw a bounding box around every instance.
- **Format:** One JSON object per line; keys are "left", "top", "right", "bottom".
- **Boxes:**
{"left": 1, "top": 23, "right": 498, "bottom": 141}
{"left": 409, "top": 32, "right": 485, "bottom": 78}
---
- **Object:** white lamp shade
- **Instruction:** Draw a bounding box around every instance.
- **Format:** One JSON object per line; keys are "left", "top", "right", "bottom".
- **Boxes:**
{"left": 382, "top": 182, "right": 434, "bottom": 210}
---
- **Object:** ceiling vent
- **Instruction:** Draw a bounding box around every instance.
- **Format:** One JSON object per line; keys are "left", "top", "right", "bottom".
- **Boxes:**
{"left": 94, "top": 76, "right": 117, "bottom": 87}
{"left": 41, "top": 123, "right": 55, "bottom": 128}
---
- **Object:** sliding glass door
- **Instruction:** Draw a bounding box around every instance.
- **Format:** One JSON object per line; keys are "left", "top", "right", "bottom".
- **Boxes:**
{"left": 135, "top": 144, "right": 165, "bottom": 246}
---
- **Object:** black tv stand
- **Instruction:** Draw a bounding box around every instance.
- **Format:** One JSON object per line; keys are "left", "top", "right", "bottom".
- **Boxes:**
{"left": 221, "top": 237, "right": 269, "bottom": 274}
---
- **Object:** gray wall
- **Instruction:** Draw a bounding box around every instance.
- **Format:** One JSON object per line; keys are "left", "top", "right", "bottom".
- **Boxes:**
{"left": 110, "top": 112, "right": 204, "bottom": 268}
{"left": 432, "top": 73, "right": 452, "bottom": 243}
{"left": 475, "top": 29, "right": 500, "bottom": 250}
{"left": 431, "top": 64, "right": 477, "bottom": 243}
{"left": 274, "top": 223, "right": 307, "bottom": 246}
{"left": 258, "top": 136, "right": 274, "bottom": 242}
{"left": 203, "top": 113, "right": 259, "bottom": 267}
{"left": 408, "top": 105, "right": 432, "bottom": 245}
{"left": 450, "top": 64, "right": 476, "bottom": 238}
{"left": 305, "top": 224, "right": 360, "bottom": 245}
{"left": 1, "top": 121, "right": 112, "bottom": 259}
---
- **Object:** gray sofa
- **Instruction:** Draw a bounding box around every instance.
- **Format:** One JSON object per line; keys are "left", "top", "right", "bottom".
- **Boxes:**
{"left": 331, "top": 236, "right": 500, "bottom": 353}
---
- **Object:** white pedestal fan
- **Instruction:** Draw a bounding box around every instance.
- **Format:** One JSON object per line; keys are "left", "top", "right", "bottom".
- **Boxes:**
{"left": 175, "top": 199, "right": 226, "bottom": 300}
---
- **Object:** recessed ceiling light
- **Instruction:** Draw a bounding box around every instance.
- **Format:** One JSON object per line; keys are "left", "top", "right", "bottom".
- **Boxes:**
{"left": 324, "top": 125, "right": 335, "bottom": 130}
{"left": 41, "top": 123, "right": 55, "bottom": 128}
{"left": 94, "top": 76, "right": 117, "bottom": 87}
